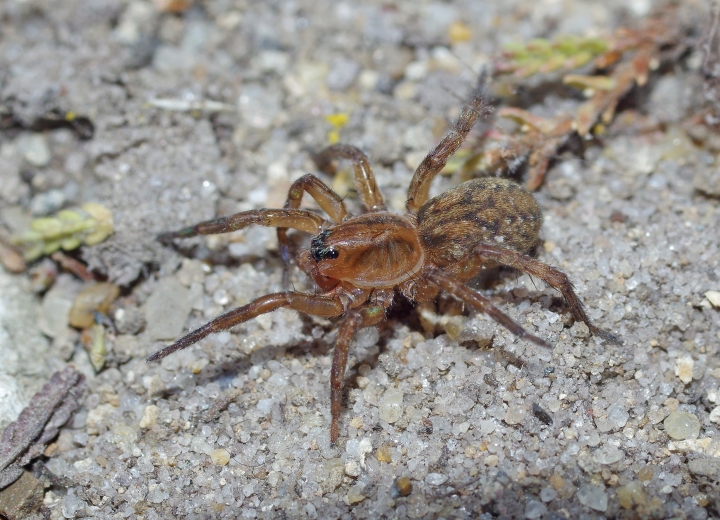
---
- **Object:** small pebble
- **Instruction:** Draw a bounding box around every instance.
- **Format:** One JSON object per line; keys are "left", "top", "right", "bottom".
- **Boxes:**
{"left": 345, "top": 484, "right": 365, "bottom": 505}
{"left": 448, "top": 21, "right": 472, "bottom": 43}
{"left": 210, "top": 448, "right": 231, "bottom": 466}
{"left": 176, "top": 259, "right": 205, "bottom": 286}
{"left": 607, "top": 402, "right": 630, "bottom": 428}
{"left": 0, "top": 471, "right": 44, "bottom": 517}
{"left": 114, "top": 306, "right": 146, "bottom": 335}
{"left": 69, "top": 282, "right": 120, "bottom": 329}
{"left": 17, "top": 133, "right": 51, "bottom": 167}
{"left": 576, "top": 484, "right": 608, "bottom": 512}
{"left": 424, "top": 473, "right": 447, "bottom": 486}
{"left": 238, "top": 84, "right": 280, "bottom": 129}
{"left": 376, "top": 445, "right": 392, "bottom": 463}
{"left": 357, "top": 438, "right": 372, "bottom": 468}
{"left": 688, "top": 458, "right": 720, "bottom": 479}
{"left": 61, "top": 488, "right": 87, "bottom": 518}
{"left": 705, "top": 290, "right": 720, "bottom": 308}
{"left": 379, "top": 387, "right": 403, "bottom": 423}
{"left": 144, "top": 278, "right": 191, "bottom": 340}
{"left": 674, "top": 356, "right": 694, "bottom": 384}
{"left": 504, "top": 405, "right": 528, "bottom": 425}
{"left": 709, "top": 406, "right": 720, "bottom": 424}
{"left": 138, "top": 405, "right": 159, "bottom": 429}
{"left": 29, "top": 189, "right": 65, "bottom": 216}
{"left": 327, "top": 57, "right": 360, "bottom": 91}
{"left": 637, "top": 466, "right": 654, "bottom": 481}
{"left": 39, "top": 279, "right": 78, "bottom": 338}
{"left": 540, "top": 488, "right": 557, "bottom": 502}
{"left": 594, "top": 444, "right": 624, "bottom": 465}
{"left": 524, "top": 499, "right": 547, "bottom": 519}
{"left": 345, "top": 461, "right": 361, "bottom": 477}
{"left": 617, "top": 481, "right": 646, "bottom": 508}
{"left": 390, "top": 477, "right": 413, "bottom": 498}
{"left": 664, "top": 411, "right": 701, "bottom": 440}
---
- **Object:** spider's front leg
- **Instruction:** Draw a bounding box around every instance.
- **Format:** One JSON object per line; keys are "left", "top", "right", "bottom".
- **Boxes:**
{"left": 470, "top": 243, "right": 620, "bottom": 343}
{"left": 330, "top": 304, "right": 386, "bottom": 444}
{"left": 157, "top": 208, "right": 327, "bottom": 243}
{"left": 313, "top": 144, "right": 386, "bottom": 212}
{"left": 147, "top": 291, "right": 347, "bottom": 361}
{"left": 406, "top": 77, "right": 490, "bottom": 213}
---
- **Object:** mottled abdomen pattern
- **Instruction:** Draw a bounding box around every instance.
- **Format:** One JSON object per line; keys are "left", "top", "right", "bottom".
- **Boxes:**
{"left": 417, "top": 178, "right": 542, "bottom": 268}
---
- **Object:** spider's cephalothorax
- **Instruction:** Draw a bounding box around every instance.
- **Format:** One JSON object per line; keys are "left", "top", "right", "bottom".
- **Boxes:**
{"left": 150, "top": 83, "right": 618, "bottom": 444}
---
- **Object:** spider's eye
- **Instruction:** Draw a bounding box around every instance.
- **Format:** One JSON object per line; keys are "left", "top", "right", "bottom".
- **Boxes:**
{"left": 324, "top": 248, "right": 339, "bottom": 260}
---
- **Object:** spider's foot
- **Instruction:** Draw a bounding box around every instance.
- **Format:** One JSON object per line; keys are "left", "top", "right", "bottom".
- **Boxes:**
{"left": 523, "top": 330, "right": 553, "bottom": 350}
{"left": 593, "top": 327, "right": 622, "bottom": 345}
{"left": 157, "top": 227, "right": 196, "bottom": 244}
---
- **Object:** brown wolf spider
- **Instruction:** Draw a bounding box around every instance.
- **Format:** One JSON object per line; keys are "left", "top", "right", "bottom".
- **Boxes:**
{"left": 148, "top": 82, "right": 617, "bottom": 444}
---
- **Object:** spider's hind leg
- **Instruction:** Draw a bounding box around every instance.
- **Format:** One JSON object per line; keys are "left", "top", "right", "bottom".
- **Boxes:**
{"left": 427, "top": 268, "right": 552, "bottom": 349}
{"left": 469, "top": 243, "right": 620, "bottom": 343}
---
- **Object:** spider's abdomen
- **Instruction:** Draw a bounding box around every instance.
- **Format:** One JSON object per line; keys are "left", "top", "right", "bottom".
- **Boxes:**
{"left": 417, "top": 178, "right": 542, "bottom": 268}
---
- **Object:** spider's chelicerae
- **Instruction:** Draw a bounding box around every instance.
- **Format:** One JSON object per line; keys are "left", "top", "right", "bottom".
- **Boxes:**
{"left": 149, "top": 83, "right": 617, "bottom": 443}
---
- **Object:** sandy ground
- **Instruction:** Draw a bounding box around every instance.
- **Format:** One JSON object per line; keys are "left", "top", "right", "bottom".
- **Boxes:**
{"left": 1, "top": 0, "right": 720, "bottom": 518}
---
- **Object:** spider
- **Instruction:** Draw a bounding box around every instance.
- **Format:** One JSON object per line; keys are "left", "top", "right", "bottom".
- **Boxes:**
{"left": 148, "top": 82, "right": 617, "bottom": 444}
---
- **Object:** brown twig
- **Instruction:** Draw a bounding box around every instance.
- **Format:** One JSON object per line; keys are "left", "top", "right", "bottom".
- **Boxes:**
{"left": 50, "top": 251, "right": 94, "bottom": 281}
{"left": 0, "top": 367, "right": 87, "bottom": 489}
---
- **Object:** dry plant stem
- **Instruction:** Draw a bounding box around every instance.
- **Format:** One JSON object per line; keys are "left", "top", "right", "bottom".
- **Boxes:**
{"left": 50, "top": 251, "right": 94, "bottom": 281}
{"left": 484, "top": 4, "right": 685, "bottom": 190}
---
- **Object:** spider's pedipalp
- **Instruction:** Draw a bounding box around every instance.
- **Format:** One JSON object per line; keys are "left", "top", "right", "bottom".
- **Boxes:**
{"left": 277, "top": 174, "right": 348, "bottom": 287}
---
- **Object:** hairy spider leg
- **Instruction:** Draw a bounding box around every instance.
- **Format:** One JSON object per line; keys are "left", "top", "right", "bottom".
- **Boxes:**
{"left": 406, "top": 80, "right": 491, "bottom": 213}
{"left": 470, "top": 243, "right": 620, "bottom": 343}
{"left": 330, "top": 304, "right": 386, "bottom": 444}
{"left": 147, "top": 292, "right": 346, "bottom": 362}
{"left": 313, "top": 144, "right": 387, "bottom": 212}
{"left": 277, "top": 174, "right": 348, "bottom": 287}
{"left": 427, "top": 268, "right": 551, "bottom": 349}
{"left": 157, "top": 208, "right": 327, "bottom": 242}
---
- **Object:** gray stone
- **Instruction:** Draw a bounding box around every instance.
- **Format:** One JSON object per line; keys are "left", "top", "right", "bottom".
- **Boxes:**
{"left": 664, "top": 411, "right": 701, "bottom": 441}
{"left": 144, "top": 278, "right": 192, "bottom": 341}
